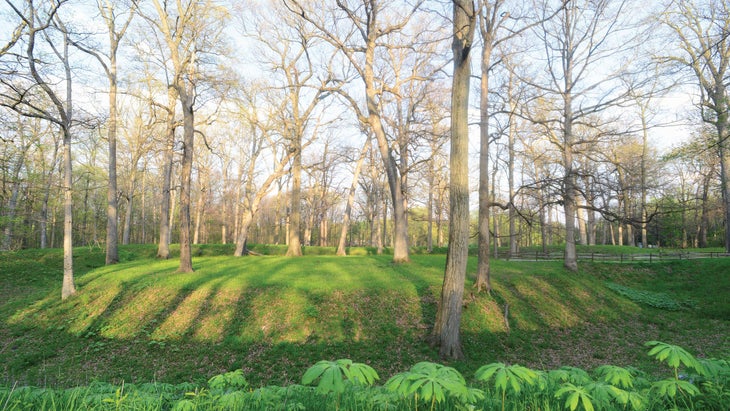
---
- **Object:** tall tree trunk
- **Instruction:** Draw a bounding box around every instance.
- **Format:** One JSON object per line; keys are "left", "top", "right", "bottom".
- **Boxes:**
{"left": 640, "top": 113, "right": 649, "bottom": 248}
{"left": 364, "top": 38, "right": 409, "bottom": 263}
{"left": 106, "top": 52, "right": 119, "bottom": 264}
{"left": 562, "top": 101, "right": 578, "bottom": 271}
{"left": 337, "top": 141, "right": 369, "bottom": 255}
{"left": 508, "top": 119, "right": 518, "bottom": 258}
{"left": 178, "top": 92, "right": 194, "bottom": 273}
{"left": 61, "top": 127, "right": 76, "bottom": 299}
{"left": 716, "top": 119, "right": 730, "bottom": 253}
{"left": 157, "top": 87, "right": 177, "bottom": 259}
{"left": 433, "top": 0, "right": 474, "bottom": 360}
{"left": 40, "top": 149, "right": 57, "bottom": 249}
{"left": 491, "top": 157, "right": 500, "bottom": 257}
{"left": 475, "top": 35, "right": 492, "bottom": 292}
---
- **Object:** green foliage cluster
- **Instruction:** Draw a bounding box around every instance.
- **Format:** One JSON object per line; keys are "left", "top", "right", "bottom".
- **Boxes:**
{"left": 605, "top": 282, "right": 691, "bottom": 310}
{"left": 1, "top": 342, "right": 728, "bottom": 410}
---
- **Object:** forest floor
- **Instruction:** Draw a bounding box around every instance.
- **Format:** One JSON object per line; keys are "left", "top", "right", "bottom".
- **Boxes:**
{"left": 1, "top": 244, "right": 728, "bottom": 388}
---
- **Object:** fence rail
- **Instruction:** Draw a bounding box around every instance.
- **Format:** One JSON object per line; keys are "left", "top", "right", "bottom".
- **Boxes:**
{"left": 501, "top": 251, "right": 730, "bottom": 262}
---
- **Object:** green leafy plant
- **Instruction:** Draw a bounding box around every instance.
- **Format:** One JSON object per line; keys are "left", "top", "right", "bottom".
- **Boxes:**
{"left": 549, "top": 366, "right": 593, "bottom": 385}
{"left": 475, "top": 362, "right": 538, "bottom": 411}
{"left": 645, "top": 341, "right": 705, "bottom": 380}
{"left": 301, "top": 359, "right": 379, "bottom": 394}
{"left": 646, "top": 341, "right": 706, "bottom": 409}
{"left": 208, "top": 369, "right": 249, "bottom": 392}
{"left": 385, "top": 361, "right": 478, "bottom": 411}
{"left": 594, "top": 365, "right": 634, "bottom": 389}
{"left": 606, "top": 282, "right": 685, "bottom": 310}
{"left": 554, "top": 383, "right": 595, "bottom": 411}
{"left": 695, "top": 361, "right": 730, "bottom": 411}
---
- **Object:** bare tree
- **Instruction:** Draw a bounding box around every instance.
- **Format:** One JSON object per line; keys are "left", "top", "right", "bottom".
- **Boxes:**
{"left": 473, "top": 0, "right": 557, "bottom": 290}
{"left": 336, "top": 137, "right": 369, "bottom": 255}
{"left": 232, "top": 84, "right": 298, "bottom": 256}
{"left": 140, "top": 0, "right": 228, "bottom": 272}
{"left": 68, "top": 0, "right": 136, "bottom": 265}
{"left": 0, "top": 0, "right": 77, "bottom": 298}
{"left": 284, "top": 0, "right": 435, "bottom": 263}
{"left": 248, "top": 4, "right": 333, "bottom": 256}
{"left": 523, "top": 0, "right": 638, "bottom": 271}
{"left": 661, "top": 0, "right": 730, "bottom": 252}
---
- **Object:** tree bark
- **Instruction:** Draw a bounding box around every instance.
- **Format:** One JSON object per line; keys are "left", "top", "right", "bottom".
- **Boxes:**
{"left": 106, "top": 49, "right": 119, "bottom": 264}
{"left": 61, "top": 127, "right": 76, "bottom": 299}
{"left": 475, "top": 34, "right": 492, "bottom": 292}
{"left": 178, "top": 91, "right": 194, "bottom": 273}
{"left": 433, "top": 0, "right": 475, "bottom": 360}
{"left": 364, "top": 48, "right": 410, "bottom": 263}
{"left": 287, "top": 137, "right": 303, "bottom": 256}
{"left": 157, "top": 87, "right": 177, "bottom": 259}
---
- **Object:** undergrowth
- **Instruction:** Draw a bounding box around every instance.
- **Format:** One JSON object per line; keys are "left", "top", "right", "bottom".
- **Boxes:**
{"left": 605, "top": 282, "right": 694, "bottom": 310}
{"left": 1, "top": 342, "right": 727, "bottom": 410}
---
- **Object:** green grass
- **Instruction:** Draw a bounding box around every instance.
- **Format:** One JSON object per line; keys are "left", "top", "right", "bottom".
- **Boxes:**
{"left": 1, "top": 245, "right": 728, "bottom": 392}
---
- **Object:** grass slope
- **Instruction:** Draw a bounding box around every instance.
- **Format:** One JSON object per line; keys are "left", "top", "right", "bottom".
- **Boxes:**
{"left": 1, "top": 245, "right": 728, "bottom": 389}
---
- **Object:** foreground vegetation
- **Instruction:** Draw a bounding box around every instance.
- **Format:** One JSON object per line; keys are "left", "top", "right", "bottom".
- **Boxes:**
{"left": 1, "top": 245, "right": 728, "bottom": 409}
{"left": 1, "top": 342, "right": 728, "bottom": 410}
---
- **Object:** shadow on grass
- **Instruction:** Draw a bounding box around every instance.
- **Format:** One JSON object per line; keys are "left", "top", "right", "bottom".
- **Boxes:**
{"left": 3, "top": 248, "right": 728, "bottom": 388}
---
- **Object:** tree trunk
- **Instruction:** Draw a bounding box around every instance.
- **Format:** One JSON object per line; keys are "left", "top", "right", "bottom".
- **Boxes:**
{"left": 716, "top": 121, "right": 730, "bottom": 253}
{"left": 40, "top": 153, "right": 56, "bottom": 249}
{"left": 106, "top": 53, "right": 119, "bottom": 264}
{"left": 507, "top": 96, "right": 518, "bottom": 258}
{"left": 123, "top": 195, "right": 132, "bottom": 245}
{"left": 427, "top": 176, "right": 434, "bottom": 253}
{"left": 562, "top": 97, "right": 578, "bottom": 271}
{"left": 576, "top": 198, "right": 587, "bottom": 245}
{"left": 178, "top": 91, "right": 194, "bottom": 273}
{"left": 234, "top": 212, "right": 254, "bottom": 256}
{"left": 337, "top": 141, "right": 369, "bottom": 255}
{"left": 699, "top": 173, "right": 711, "bottom": 248}
{"left": 287, "top": 142, "right": 303, "bottom": 256}
{"left": 475, "top": 36, "right": 492, "bottom": 292}
{"left": 364, "top": 38, "right": 409, "bottom": 264}
{"left": 61, "top": 128, "right": 76, "bottom": 299}
{"left": 193, "top": 182, "right": 206, "bottom": 245}
{"left": 157, "top": 87, "right": 177, "bottom": 259}
{"left": 433, "top": 0, "right": 474, "bottom": 360}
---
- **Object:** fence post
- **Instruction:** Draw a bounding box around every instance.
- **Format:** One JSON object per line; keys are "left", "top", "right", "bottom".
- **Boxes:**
{"left": 650, "top": 253, "right": 652, "bottom": 263}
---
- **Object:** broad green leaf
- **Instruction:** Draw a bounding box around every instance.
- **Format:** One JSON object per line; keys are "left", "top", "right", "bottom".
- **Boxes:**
{"left": 645, "top": 341, "right": 705, "bottom": 376}
{"left": 650, "top": 378, "right": 701, "bottom": 400}
{"left": 595, "top": 365, "right": 634, "bottom": 388}
{"left": 556, "top": 383, "right": 595, "bottom": 411}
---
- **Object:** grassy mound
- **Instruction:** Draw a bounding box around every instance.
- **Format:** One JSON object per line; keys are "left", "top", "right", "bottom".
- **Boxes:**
{"left": 1, "top": 245, "right": 728, "bottom": 388}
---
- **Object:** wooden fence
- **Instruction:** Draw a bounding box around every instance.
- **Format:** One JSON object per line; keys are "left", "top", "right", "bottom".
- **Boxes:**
{"left": 501, "top": 251, "right": 730, "bottom": 262}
